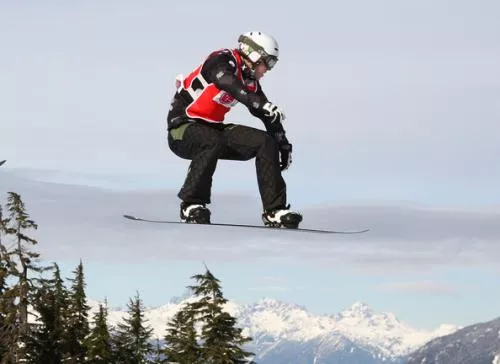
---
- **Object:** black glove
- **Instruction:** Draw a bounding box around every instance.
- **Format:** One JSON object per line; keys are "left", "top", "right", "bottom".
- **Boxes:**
{"left": 271, "top": 131, "right": 293, "bottom": 171}
{"left": 279, "top": 141, "right": 292, "bottom": 171}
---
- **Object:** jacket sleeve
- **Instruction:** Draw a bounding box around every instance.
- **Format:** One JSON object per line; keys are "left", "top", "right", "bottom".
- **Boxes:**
{"left": 248, "top": 88, "right": 285, "bottom": 134}
{"left": 203, "top": 51, "right": 264, "bottom": 107}
{"left": 203, "top": 50, "right": 285, "bottom": 134}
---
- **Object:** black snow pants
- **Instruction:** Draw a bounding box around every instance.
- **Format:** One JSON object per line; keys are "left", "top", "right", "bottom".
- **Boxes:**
{"left": 167, "top": 120, "right": 287, "bottom": 212}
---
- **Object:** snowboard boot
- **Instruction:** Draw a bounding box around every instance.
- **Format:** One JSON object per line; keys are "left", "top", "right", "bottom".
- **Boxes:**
{"left": 180, "top": 202, "right": 211, "bottom": 224}
{"left": 262, "top": 205, "right": 302, "bottom": 229}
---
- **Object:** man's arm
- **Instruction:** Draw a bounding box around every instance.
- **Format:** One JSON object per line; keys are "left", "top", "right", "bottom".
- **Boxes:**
{"left": 203, "top": 50, "right": 286, "bottom": 135}
{"left": 203, "top": 50, "right": 266, "bottom": 110}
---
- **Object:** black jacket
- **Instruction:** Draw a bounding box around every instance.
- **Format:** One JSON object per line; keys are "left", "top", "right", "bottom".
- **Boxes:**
{"left": 167, "top": 48, "right": 284, "bottom": 135}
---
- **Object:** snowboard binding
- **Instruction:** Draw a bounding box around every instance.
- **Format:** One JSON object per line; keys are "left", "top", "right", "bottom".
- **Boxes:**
{"left": 262, "top": 207, "right": 303, "bottom": 229}
{"left": 180, "top": 203, "right": 211, "bottom": 224}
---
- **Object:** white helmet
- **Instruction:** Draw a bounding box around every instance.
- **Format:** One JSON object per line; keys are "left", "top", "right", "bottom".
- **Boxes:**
{"left": 238, "top": 31, "right": 279, "bottom": 70}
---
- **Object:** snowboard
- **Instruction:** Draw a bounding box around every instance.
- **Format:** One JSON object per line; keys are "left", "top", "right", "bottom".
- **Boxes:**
{"left": 123, "top": 214, "right": 369, "bottom": 235}
{"left": 0, "top": 160, "right": 5, "bottom": 166}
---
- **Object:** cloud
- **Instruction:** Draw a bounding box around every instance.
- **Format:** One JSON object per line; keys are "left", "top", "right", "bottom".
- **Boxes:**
{"left": 1, "top": 169, "right": 500, "bottom": 273}
{"left": 2, "top": 0, "right": 500, "bottom": 202}
{"left": 372, "top": 281, "right": 460, "bottom": 296}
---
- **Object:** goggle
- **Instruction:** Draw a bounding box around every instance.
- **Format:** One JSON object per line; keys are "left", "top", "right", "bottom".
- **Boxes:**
{"left": 261, "top": 55, "right": 278, "bottom": 70}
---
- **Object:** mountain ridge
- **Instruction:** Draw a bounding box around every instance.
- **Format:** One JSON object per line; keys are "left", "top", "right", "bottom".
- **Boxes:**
{"left": 89, "top": 296, "right": 458, "bottom": 361}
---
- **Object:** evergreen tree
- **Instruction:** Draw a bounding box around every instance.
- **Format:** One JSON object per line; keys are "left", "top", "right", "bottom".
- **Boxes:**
{"left": 7, "top": 192, "right": 41, "bottom": 332}
{"left": 162, "top": 306, "right": 200, "bottom": 364}
{"left": 0, "top": 200, "right": 10, "bottom": 251}
{"left": 0, "top": 192, "right": 46, "bottom": 362}
{"left": 112, "top": 292, "right": 153, "bottom": 363}
{"left": 0, "top": 245, "right": 16, "bottom": 362}
{"left": 64, "top": 260, "right": 90, "bottom": 363}
{"left": 188, "top": 267, "right": 255, "bottom": 364}
{"left": 0, "top": 199, "right": 13, "bottom": 253}
{"left": 86, "top": 301, "right": 113, "bottom": 363}
{"left": 25, "top": 263, "right": 69, "bottom": 363}
{"left": 0, "top": 201, "right": 13, "bottom": 362}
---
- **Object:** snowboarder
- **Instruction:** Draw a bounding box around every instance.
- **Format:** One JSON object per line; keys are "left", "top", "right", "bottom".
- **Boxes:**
{"left": 166, "top": 31, "right": 302, "bottom": 228}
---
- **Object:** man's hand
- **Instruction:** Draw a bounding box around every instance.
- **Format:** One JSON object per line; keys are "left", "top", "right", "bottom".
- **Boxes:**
{"left": 272, "top": 131, "right": 293, "bottom": 171}
{"left": 262, "top": 101, "right": 285, "bottom": 124}
{"left": 279, "top": 141, "right": 292, "bottom": 171}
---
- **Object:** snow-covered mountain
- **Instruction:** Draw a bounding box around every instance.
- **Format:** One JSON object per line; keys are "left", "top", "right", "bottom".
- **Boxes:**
{"left": 406, "top": 316, "right": 500, "bottom": 364}
{"left": 89, "top": 297, "right": 457, "bottom": 363}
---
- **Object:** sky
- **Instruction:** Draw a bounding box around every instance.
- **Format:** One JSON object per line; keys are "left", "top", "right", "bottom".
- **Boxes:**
{"left": 1, "top": 170, "right": 500, "bottom": 332}
{"left": 1, "top": 0, "right": 500, "bottom": 330}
